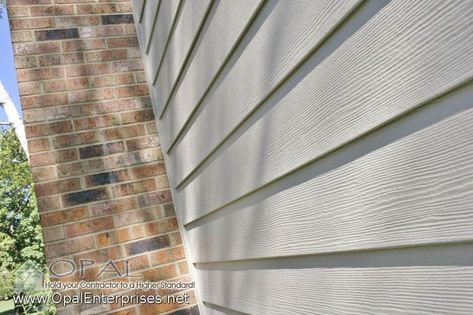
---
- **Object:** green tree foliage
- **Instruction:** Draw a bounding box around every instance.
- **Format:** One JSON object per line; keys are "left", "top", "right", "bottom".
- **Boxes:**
{"left": 0, "top": 129, "right": 45, "bottom": 298}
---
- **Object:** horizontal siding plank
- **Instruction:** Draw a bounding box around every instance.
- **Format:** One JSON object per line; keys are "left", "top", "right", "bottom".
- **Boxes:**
{"left": 145, "top": 0, "right": 181, "bottom": 86}
{"left": 158, "top": 0, "right": 264, "bottom": 117}
{"left": 197, "top": 266, "right": 473, "bottom": 315}
{"left": 187, "top": 89, "right": 473, "bottom": 262}
{"left": 141, "top": 0, "right": 160, "bottom": 52}
{"left": 175, "top": 0, "right": 473, "bottom": 224}
{"left": 154, "top": 0, "right": 213, "bottom": 110}
{"left": 167, "top": 0, "right": 363, "bottom": 182}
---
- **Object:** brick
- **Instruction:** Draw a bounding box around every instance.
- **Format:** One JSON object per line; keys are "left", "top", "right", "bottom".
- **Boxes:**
{"left": 52, "top": 131, "right": 98, "bottom": 148}
{"left": 30, "top": 149, "right": 78, "bottom": 167}
{"left": 178, "top": 262, "right": 190, "bottom": 276}
{"left": 68, "top": 206, "right": 89, "bottom": 221}
{"left": 19, "top": 82, "right": 41, "bottom": 96}
{"left": 11, "top": 31, "right": 33, "bottom": 43}
{"left": 57, "top": 159, "right": 105, "bottom": 177}
{"left": 73, "top": 245, "right": 122, "bottom": 265}
{"left": 146, "top": 121, "right": 158, "bottom": 135}
{"left": 101, "top": 14, "right": 134, "bottom": 25}
{"left": 113, "top": 178, "right": 156, "bottom": 197}
{"left": 94, "top": 99, "right": 144, "bottom": 114}
{"left": 125, "top": 235, "right": 170, "bottom": 256}
{"left": 65, "top": 63, "right": 111, "bottom": 77}
{"left": 172, "top": 246, "right": 186, "bottom": 260}
{"left": 85, "top": 169, "right": 129, "bottom": 187}
{"left": 115, "top": 254, "right": 149, "bottom": 274}
{"left": 129, "top": 163, "right": 165, "bottom": 179}
{"left": 169, "top": 232, "right": 183, "bottom": 247}
{"left": 137, "top": 190, "right": 172, "bottom": 208}
{"left": 35, "top": 28, "right": 79, "bottom": 41}
{"left": 101, "top": 125, "right": 146, "bottom": 141}
{"left": 31, "top": 166, "right": 56, "bottom": 182}
{"left": 150, "top": 248, "right": 173, "bottom": 266}
{"left": 115, "top": 85, "right": 148, "bottom": 98}
{"left": 92, "top": 73, "right": 135, "bottom": 88}
{"left": 14, "top": 56, "right": 37, "bottom": 68}
{"left": 66, "top": 216, "right": 114, "bottom": 237}
{"left": 120, "top": 109, "right": 154, "bottom": 125}
{"left": 42, "top": 226, "right": 66, "bottom": 243}
{"left": 7, "top": 6, "right": 29, "bottom": 17}
{"left": 62, "top": 38, "right": 107, "bottom": 52}
{"left": 116, "top": 225, "right": 145, "bottom": 243}
{"left": 10, "top": 17, "right": 54, "bottom": 30}
{"left": 65, "top": 78, "right": 90, "bottom": 91}
{"left": 133, "top": 70, "right": 145, "bottom": 82}
{"left": 103, "top": 307, "right": 137, "bottom": 315}
{"left": 114, "top": 207, "right": 162, "bottom": 227}
{"left": 26, "top": 120, "right": 72, "bottom": 138}
{"left": 55, "top": 15, "right": 101, "bottom": 27}
{"left": 77, "top": 4, "right": 132, "bottom": 15}
{"left": 79, "top": 141, "right": 125, "bottom": 159}
{"left": 143, "top": 265, "right": 178, "bottom": 282}
{"left": 89, "top": 197, "right": 137, "bottom": 217}
{"left": 21, "top": 93, "right": 68, "bottom": 108}
{"left": 43, "top": 80, "right": 65, "bottom": 92}
{"left": 125, "top": 135, "right": 159, "bottom": 152}
{"left": 30, "top": 5, "right": 74, "bottom": 16}
{"left": 144, "top": 217, "right": 179, "bottom": 235}
{"left": 37, "top": 53, "right": 85, "bottom": 68}
{"left": 95, "top": 231, "right": 117, "bottom": 247}
{"left": 45, "top": 236, "right": 95, "bottom": 258}
{"left": 73, "top": 114, "right": 119, "bottom": 130}
{"left": 170, "top": 305, "right": 199, "bottom": 315}
{"left": 24, "top": 103, "right": 94, "bottom": 124}
{"left": 28, "top": 138, "right": 49, "bottom": 153}
{"left": 107, "top": 36, "right": 138, "bottom": 48}
{"left": 63, "top": 187, "right": 108, "bottom": 207}
{"left": 112, "top": 60, "right": 144, "bottom": 73}
{"left": 17, "top": 67, "right": 63, "bottom": 82}
{"left": 14, "top": 42, "right": 61, "bottom": 55}
{"left": 80, "top": 25, "right": 124, "bottom": 38}
{"left": 36, "top": 195, "right": 61, "bottom": 212}
{"left": 34, "top": 177, "right": 81, "bottom": 197}
{"left": 163, "top": 203, "right": 176, "bottom": 217}
{"left": 67, "top": 88, "right": 114, "bottom": 104}
{"left": 41, "top": 210, "right": 68, "bottom": 227}
{"left": 85, "top": 49, "right": 128, "bottom": 62}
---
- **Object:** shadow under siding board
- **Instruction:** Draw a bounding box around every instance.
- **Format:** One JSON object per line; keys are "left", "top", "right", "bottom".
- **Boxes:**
{"left": 174, "top": 0, "right": 473, "bottom": 224}
{"left": 153, "top": 0, "right": 213, "bottom": 113}
{"left": 144, "top": 0, "right": 182, "bottom": 89}
{"left": 157, "top": 0, "right": 265, "bottom": 121}
{"left": 165, "top": 0, "right": 364, "bottom": 179}
{"left": 186, "top": 84, "right": 473, "bottom": 262}
{"left": 197, "top": 266, "right": 473, "bottom": 315}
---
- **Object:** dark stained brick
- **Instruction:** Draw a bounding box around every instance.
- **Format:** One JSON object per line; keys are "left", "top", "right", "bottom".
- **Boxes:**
{"left": 125, "top": 235, "right": 170, "bottom": 255}
{"left": 79, "top": 141, "right": 124, "bottom": 159}
{"left": 36, "top": 28, "right": 79, "bottom": 41}
{"left": 85, "top": 170, "right": 128, "bottom": 186}
{"left": 63, "top": 188, "right": 108, "bottom": 206}
{"left": 101, "top": 14, "right": 134, "bottom": 25}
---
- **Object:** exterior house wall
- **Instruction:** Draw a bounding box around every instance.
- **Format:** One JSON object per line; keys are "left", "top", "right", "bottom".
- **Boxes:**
{"left": 134, "top": 0, "right": 473, "bottom": 314}
{"left": 7, "top": 1, "right": 198, "bottom": 314}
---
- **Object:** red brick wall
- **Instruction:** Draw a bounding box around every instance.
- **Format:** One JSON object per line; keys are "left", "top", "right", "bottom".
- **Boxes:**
{"left": 7, "top": 1, "right": 198, "bottom": 314}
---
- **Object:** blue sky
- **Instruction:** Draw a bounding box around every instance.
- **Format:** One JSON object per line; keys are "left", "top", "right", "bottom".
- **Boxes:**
{"left": 0, "top": 7, "right": 23, "bottom": 126}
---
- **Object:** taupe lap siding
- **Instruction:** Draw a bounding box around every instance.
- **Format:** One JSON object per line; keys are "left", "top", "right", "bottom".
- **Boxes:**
{"left": 133, "top": 0, "right": 473, "bottom": 314}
